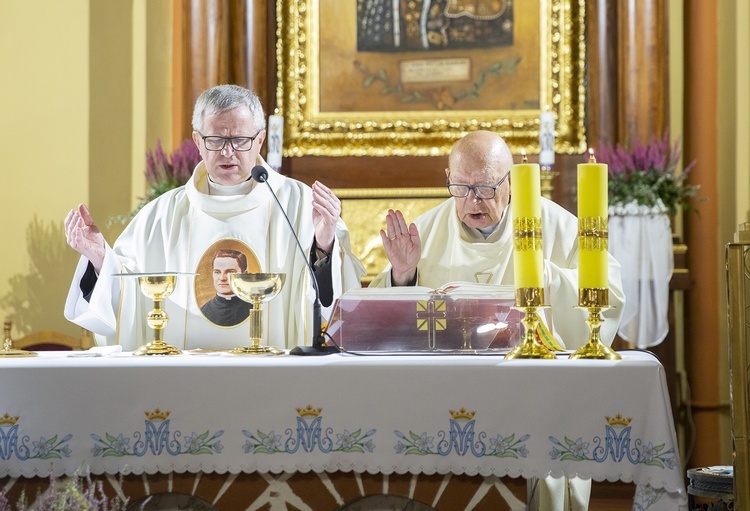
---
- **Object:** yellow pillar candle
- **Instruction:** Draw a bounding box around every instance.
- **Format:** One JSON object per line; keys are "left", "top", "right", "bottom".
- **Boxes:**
{"left": 511, "top": 155, "right": 544, "bottom": 289}
{"left": 577, "top": 150, "right": 609, "bottom": 290}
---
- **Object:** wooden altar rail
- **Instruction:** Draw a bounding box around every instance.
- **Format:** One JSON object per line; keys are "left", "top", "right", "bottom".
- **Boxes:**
{"left": 727, "top": 224, "right": 749, "bottom": 508}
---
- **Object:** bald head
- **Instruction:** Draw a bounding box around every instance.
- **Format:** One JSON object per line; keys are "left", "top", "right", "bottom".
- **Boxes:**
{"left": 445, "top": 131, "right": 514, "bottom": 230}
{"left": 448, "top": 131, "right": 513, "bottom": 180}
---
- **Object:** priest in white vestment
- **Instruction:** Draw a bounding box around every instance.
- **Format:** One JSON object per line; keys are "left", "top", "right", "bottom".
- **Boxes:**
{"left": 370, "top": 130, "right": 625, "bottom": 511}
{"left": 371, "top": 130, "right": 625, "bottom": 351}
{"left": 64, "top": 84, "right": 365, "bottom": 351}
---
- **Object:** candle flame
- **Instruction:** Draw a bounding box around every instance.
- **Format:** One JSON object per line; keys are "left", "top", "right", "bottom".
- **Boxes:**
{"left": 588, "top": 148, "right": 596, "bottom": 163}
{"left": 521, "top": 149, "right": 528, "bottom": 163}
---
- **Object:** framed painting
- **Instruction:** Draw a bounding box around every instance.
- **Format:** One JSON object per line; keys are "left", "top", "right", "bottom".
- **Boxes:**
{"left": 275, "top": 0, "right": 586, "bottom": 157}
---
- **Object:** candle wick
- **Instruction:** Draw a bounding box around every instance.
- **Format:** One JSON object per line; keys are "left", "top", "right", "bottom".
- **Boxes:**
{"left": 521, "top": 149, "right": 528, "bottom": 163}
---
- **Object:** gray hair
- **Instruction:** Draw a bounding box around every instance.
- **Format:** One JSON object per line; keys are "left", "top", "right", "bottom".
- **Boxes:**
{"left": 191, "top": 84, "right": 266, "bottom": 133}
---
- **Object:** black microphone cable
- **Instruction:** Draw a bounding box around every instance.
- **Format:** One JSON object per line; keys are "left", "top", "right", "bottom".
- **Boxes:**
{"left": 251, "top": 165, "right": 341, "bottom": 355}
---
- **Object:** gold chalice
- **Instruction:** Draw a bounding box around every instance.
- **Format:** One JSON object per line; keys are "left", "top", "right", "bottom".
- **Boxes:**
{"left": 229, "top": 273, "right": 286, "bottom": 355}
{"left": 0, "top": 320, "right": 37, "bottom": 358}
{"left": 114, "top": 273, "right": 185, "bottom": 356}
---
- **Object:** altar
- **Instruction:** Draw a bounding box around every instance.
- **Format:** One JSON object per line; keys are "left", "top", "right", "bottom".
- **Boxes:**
{"left": 0, "top": 350, "right": 687, "bottom": 509}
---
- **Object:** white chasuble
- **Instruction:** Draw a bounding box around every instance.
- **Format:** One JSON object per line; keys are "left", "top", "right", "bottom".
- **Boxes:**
{"left": 370, "top": 198, "right": 625, "bottom": 350}
{"left": 65, "top": 161, "right": 365, "bottom": 351}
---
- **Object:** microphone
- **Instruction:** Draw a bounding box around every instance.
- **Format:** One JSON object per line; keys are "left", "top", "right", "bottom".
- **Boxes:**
{"left": 251, "top": 165, "right": 340, "bottom": 355}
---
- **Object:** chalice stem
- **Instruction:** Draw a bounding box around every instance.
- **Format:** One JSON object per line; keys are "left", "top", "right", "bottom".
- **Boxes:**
{"left": 249, "top": 299, "right": 263, "bottom": 348}
{"left": 152, "top": 298, "right": 165, "bottom": 343}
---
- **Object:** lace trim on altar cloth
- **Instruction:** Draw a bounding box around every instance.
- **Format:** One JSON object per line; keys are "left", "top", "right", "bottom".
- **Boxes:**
{"left": 609, "top": 200, "right": 669, "bottom": 217}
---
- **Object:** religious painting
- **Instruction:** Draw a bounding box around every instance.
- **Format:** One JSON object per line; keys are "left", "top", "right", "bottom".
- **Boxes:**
{"left": 276, "top": 0, "right": 586, "bottom": 156}
{"left": 195, "top": 239, "right": 261, "bottom": 328}
{"left": 334, "top": 187, "right": 451, "bottom": 283}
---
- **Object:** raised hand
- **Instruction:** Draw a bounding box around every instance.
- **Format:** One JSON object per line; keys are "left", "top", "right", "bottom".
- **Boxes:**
{"left": 64, "top": 204, "right": 106, "bottom": 273}
{"left": 311, "top": 181, "right": 340, "bottom": 253}
{"left": 379, "top": 209, "right": 421, "bottom": 286}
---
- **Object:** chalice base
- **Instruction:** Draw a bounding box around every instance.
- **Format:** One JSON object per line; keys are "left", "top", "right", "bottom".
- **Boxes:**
{"left": 0, "top": 348, "right": 38, "bottom": 358}
{"left": 231, "top": 344, "right": 284, "bottom": 356}
{"left": 133, "top": 341, "right": 182, "bottom": 356}
{"left": 569, "top": 341, "right": 621, "bottom": 360}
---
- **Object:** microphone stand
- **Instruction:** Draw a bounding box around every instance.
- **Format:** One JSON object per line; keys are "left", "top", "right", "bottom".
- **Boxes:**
{"left": 251, "top": 166, "right": 340, "bottom": 355}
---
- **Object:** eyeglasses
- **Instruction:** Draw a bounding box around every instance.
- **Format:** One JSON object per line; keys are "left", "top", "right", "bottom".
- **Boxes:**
{"left": 198, "top": 131, "right": 262, "bottom": 152}
{"left": 446, "top": 171, "right": 510, "bottom": 199}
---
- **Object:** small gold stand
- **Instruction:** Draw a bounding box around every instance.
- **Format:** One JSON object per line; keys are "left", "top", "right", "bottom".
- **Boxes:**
{"left": 229, "top": 273, "right": 286, "bottom": 355}
{"left": 132, "top": 274, "right": 182, "bottom": 356}
{"left": 0, "top": 320, "right": 37, "bottom": 358}
{"left": 504, "top": 288, "right": 557, "bottom": 360}
{"left": 540, "top": 164, "right": 559, "bottom": 201}
{"left": 569, "top": 288, "right": 621, "bottom": 360}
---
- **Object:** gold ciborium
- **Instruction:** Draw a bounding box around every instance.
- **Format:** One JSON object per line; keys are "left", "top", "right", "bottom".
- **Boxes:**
{"left": 504, "top": 288, "right": 557, "bottom": 360}
{"left": 569, "top": 288, "right": 621, "bottom": 360}
{"left": 125, "top": 273, "right": 183, "bottom": 356}
{"left": 0, "top": 320, "right": 37, "bottom": 358}
{"left": 229, "top": 273, "right": 286, "bottom": 355}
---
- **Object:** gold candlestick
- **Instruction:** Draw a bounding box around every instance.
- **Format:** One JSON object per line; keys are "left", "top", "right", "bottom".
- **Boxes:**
{"left": 229, "top": 273, "right": 286, "bottom": 355}
{"left": 569, "top": 288, "right": 620, "bottom": 360}
{"left": 504, "top": 288, "right": 557, "bottom": 360}
{"left": 0, "top": 320, "right": 37, "bottom": 358}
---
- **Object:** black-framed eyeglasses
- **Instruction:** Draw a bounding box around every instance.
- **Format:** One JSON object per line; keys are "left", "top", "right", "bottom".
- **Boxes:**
{"left": 446, "top": 170, "right": 510, "bottom": 199}
{"left": 198, "top": 131, "right": 262, "bottom": 152}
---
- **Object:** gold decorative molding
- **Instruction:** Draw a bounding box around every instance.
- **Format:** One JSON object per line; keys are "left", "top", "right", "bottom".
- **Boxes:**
{"left": 276, "top": 0, "right": 587, "bottom": 156}
{"left": 335, "top": 187, "right": 450, "bottom": 283}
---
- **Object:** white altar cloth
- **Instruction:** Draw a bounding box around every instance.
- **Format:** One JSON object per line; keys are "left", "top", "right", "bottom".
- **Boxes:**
{"left": 0, "top": 350, "right": 686, "bottom": 508}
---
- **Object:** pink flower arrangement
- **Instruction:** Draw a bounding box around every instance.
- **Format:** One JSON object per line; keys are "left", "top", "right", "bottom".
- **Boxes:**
{"left": 596, "top": 131, "right": 701, "bottom": 215}
{"left": 145, "top": 138, "right": 199, "bottom": 190}
{"left": 109, "top": 138, "right": 202, "bottom": 225}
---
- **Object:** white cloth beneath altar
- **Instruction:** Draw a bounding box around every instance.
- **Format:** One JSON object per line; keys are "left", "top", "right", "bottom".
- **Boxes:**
{"left": 0, "top": 351, "right": 686, "bottom": 509}
{"left": 609, "top": 202, "right": 674, "bottom": 348}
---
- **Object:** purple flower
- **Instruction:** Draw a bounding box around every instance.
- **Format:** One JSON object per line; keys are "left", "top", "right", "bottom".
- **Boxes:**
{"left": 595, "top": 130, "right": 701, "bottom": 214}
{"left": 144, "top": 138, "right": 202, "bottom": 188}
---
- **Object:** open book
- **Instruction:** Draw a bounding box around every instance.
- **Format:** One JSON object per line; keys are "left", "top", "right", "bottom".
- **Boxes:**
{"left": 340, "top": 282, "right": 516, "bottom": 299}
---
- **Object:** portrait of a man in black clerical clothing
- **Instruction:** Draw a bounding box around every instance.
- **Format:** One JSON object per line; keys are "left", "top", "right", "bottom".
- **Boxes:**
{"left": 199, "top": 248, "right": 252, "bottom": 327}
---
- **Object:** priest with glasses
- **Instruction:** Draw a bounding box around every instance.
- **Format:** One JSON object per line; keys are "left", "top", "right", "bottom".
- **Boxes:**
{"left": 64, "top": 84, "right": 365, "bottom": 351}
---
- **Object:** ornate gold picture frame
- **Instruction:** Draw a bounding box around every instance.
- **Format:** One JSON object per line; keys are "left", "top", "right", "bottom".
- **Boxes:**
{"left": 275, "top": 0, "right": 586, "bottom": 157}
{"left": 334, "top": 187, "right": 450, "bottom": 284}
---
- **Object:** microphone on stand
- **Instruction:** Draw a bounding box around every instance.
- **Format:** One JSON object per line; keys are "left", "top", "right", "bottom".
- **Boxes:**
{"left": 251, "top": 165, "right": 340, "bottom": 356}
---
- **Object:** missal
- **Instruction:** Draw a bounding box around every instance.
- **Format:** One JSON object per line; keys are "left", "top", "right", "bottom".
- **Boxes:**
{"left": 325, "top": 283, "right": 521, "bottom": 352}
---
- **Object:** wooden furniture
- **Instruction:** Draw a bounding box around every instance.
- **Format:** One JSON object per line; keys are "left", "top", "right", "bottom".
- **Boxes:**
{"left": 3, "top": 320, "right": 92, "bottom": 352}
